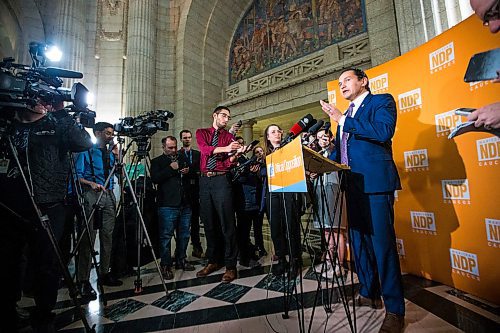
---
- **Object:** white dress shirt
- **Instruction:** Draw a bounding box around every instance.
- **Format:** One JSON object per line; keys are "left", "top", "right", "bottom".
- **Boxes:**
{"left": 338, "top": 91, "right": 369, "bottom": 141}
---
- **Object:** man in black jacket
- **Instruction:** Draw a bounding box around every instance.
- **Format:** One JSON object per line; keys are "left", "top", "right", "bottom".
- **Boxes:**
{"left": 0, "top": 100, "right": 92, "bottom": 332}
{"left": 151, "top": 136, "right": 195, "bottom": 280}
{"left": 179, "top": 129, "right": 203, "bottom": 258}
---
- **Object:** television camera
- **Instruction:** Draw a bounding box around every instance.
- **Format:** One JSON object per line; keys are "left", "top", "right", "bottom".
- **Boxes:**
{"left": 0, "top": 42, "right": 96, "bottom": 127}
{"left": 113, "top": 110, "right": 174, "bottom": 138}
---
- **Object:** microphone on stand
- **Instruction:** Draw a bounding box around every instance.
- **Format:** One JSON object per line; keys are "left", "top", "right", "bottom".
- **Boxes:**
{"left": 282, "top": 114, "right": 314, "bottom": 144}
{"left": 323, "top": 121, "right": 331, "bottom": 133}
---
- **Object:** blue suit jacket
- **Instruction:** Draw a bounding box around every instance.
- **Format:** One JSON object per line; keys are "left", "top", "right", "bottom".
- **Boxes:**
{"left": 335, "top": 93, "right": 401, "bottom": 194}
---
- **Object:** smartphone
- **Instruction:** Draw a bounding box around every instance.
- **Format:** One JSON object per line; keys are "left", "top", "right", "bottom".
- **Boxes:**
{"left": 454, "top": 108, "right": 476, "bottom": 116}
{"left": 464, "top": 49, "right": 500, "bottom": 82}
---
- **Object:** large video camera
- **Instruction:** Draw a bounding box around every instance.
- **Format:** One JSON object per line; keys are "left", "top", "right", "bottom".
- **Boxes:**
{"left": 0, "top": 42, "right": 96, "bottom": 127}
{"left": 113, "top": 110, "right": 174, "bottom": 137}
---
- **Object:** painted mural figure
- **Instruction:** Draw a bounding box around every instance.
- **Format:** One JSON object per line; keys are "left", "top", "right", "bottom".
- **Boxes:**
{"left": 229, "top": 0, "right": 366, "bottom": 84}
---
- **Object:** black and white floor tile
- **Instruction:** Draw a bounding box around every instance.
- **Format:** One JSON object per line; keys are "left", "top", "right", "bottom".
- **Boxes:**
{"left": 18, "top": 224, "right": 500, "bottom": 332}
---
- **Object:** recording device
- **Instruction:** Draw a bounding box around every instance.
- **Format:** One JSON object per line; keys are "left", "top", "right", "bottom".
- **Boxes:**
{"left": 454, "top": 107, "right": 476, "bottom": 116}
{"left": 282, "top": 113, "right": 315, "bottom": 144}
{"left": 464, "top": 48, "right": 500, "bottom": 82}
{"left": 0, "top": 42, "right": 96, "bottom": 127}
{"left": 113, "top": 110, "right": 174, "bottom": 137}
{"left": 237, "top": 120, "right": 243, "bottom": 127}
{"left": 307, "top": 119, "right": 324, "bottom": 135}
{"left": 323, "top": 121, "right": 331, "bottom": 133}
{"left": 245, "top": 139, "right": 259, "bottom": 153}
{"left": 301, "top": 120, "right": 324, "bottom": 146}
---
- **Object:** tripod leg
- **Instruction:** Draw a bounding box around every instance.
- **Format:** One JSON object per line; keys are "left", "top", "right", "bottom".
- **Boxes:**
{"left": 122, "top": 168, "right": 169, "bottom": 296}
{"left": 5, "top": 136, "right": 96, "bottom": 333}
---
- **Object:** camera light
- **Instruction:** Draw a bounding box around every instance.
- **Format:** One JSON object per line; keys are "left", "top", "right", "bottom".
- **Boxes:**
{"left": 86, "top": 92, "right": 95, "bottom": 106}
{"left": 45, "top": 45, "right": 62, "bottom": 62}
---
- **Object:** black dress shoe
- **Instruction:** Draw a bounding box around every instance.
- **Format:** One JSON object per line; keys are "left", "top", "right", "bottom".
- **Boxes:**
{"left": 101, "top": 273, "right": 123, "bottom": 287}
{"left": 176, "top": 261, "right": 196, "bottom": 271}
{"left": 79, "top": 281, "right": 97, "bottom": 301}
{"left": 379, "top": 312, "right": 404, "bottom": 333}
{"left": 271, "top": 259, "right": 288, "bottom": 275}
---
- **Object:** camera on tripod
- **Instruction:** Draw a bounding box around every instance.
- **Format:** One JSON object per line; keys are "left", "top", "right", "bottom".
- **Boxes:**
{"left": 0, "top": 42, "right": 96, "bottom": 128}
{"left": 113, "top": 110, "right": 174, "bottom": 137}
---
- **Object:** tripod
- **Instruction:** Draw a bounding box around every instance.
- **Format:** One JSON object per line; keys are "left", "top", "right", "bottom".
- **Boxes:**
{"left": 123, "top": 137, "right": 155, "bottom": 294}
{"left": 0, "top": 128, "right": 95, "bottom": 332}
{"left": 67, "top": 151, "right": 107, "bottom": 305}
{"left": 77, "top": 135, "right": 168, "bottom": 296}
{"left": 303, "top": 169, "right": 357, "bottom": 333}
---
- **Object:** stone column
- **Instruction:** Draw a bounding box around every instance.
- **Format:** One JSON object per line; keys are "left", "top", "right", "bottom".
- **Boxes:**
{"left": 54, "top": 0, "right": 86, "bottom": 86}
{"left": 241, "top": 119, "right": 256, "bottom": 145}
{"left": 125, "top": 0, "right": 156, "bottom": 117}
{"left": 365, "top": 0, "right": 401, "bottom": 66}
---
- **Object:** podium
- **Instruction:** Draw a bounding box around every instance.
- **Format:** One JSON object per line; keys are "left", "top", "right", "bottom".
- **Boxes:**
{"left": 266, "top": 137, "right": 349, "bottom": 193}
{"left": 302, "top": 145, "right": 350, "bottom": 174}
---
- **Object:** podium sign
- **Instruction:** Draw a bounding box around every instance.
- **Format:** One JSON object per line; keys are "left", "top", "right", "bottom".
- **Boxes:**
{"left": 266, "top": 137, "right": 307, "bottom": 193}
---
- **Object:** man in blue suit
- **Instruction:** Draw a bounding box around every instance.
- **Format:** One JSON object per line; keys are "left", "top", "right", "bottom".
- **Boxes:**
{"left": 321, "top": 68, "right": 405, "bottom": 333}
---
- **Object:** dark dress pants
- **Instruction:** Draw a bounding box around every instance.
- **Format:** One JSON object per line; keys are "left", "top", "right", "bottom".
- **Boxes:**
{"left": 267, "top": 192, "right": 302, "bottom": 263}
{"left": 1, "top": 202, "right": 66, "bottom": 330}
{"left": 199, "top": 174, "right": 238, "bottom": 268}
{"left": 347, "top": 190, "right": 405, "bottom": 316}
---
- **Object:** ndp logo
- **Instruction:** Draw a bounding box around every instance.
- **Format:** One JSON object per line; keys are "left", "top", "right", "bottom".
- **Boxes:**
{"left": 429, "top": 42, "right": 455, "bottom": 74}
{"left": 476, "top": 136, "right": 499, "bottom": 166}
{"left": 404, "top": 149, "right": 429, "bottom": 171}
{"left": 485, "top": 218, "right": 500, "bottom": 248}
{"left": 450, "top": 248, "right": 480, "bottom": 281}
{"left": 398, "top": 88, "right": 422, "bottom": 113}
{"left": 410, "top": 211, "right": 436, "bottom": 235}
{"left": 441, "top": 179, "right": 470, "bottom": 204}
{"left": 396, "top": 238, "right": 405, "bottom": 257}
{"left": 469, "top": 80, "right": 493, "bottom": 92}
{"left": 435, "top": 110, "right": 464, "bottom": 137}
{"left": 328, "top": 90, "right": 336, "bottom": 105}
{"left": 369, "top": 73, "right": 389, "bottom": 94}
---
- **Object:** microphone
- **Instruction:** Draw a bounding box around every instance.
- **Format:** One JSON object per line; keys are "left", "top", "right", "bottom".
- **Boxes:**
{"left": 282, "top": 114, "right": 314, "bottom": 143}
{"left": 307, "top": 119, "right": 324, "bottom": 135}
{"left": 323, "top": 121, "right": 331, "bottom": 133}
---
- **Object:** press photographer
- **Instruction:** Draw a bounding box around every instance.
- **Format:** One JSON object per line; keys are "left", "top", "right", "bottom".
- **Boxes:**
{"left": 0, "top": 42, "right": 95, "bottom": 332}
{"left": 75, "top": 122, "right": 123, "bottom": 301}
{"left": 0, "top": 99, "right": 92, "bottom": 332}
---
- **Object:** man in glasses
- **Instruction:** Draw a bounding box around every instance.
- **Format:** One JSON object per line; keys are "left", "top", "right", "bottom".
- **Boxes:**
{"left": 195, "top": 106, "right": 246, "bottom": 283}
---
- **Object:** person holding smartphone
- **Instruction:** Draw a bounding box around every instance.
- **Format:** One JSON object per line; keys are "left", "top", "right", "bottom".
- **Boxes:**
{"left": 151, "top": 136, "right": 195, "bottom": 280}
{"left": 467, "top": 0, "right": 500, "bottom": 130}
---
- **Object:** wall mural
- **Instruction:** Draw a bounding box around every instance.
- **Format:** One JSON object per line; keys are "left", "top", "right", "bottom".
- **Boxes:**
{"left": 229, "top": 0, "right": 366, "bottom": 85}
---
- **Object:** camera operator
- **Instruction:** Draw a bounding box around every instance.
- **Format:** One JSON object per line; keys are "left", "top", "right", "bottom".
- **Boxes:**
{"left": 75, "top": 122, "right": 122, "bottom": 301}
{"left": 0, "top": 99, "right": 92, "bottom": 332}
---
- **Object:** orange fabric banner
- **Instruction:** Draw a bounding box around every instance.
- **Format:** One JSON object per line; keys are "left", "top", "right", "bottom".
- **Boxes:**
{"left": 327, "top": 17, "right": 500, "bottom": 303}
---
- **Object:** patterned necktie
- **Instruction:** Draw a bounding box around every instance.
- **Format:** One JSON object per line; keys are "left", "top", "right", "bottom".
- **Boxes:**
{"left": 207, "top": 129, "right": 219, "bottom": 170}
{"left": 341, "top": 103, "right": 355, "bottom": 165}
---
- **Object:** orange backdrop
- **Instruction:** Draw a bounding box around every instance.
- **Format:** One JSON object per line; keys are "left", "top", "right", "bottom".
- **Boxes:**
{"left": 327, "top": 16, "right": 500, "bottom": 303}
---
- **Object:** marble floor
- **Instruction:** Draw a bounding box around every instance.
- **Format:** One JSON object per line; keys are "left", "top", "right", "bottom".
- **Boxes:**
{"left": 18, "top": 225, "right": 500, "bottom": 332}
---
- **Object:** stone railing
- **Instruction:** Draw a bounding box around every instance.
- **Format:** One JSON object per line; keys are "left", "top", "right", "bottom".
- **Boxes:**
{"left": 223, "top": 33, "right": 370, "bottom": 104}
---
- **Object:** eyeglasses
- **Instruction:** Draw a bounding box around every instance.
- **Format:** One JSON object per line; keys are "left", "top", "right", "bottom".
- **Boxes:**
{"left": 483, "top": 0, "right": 499, "bottom": 26}
{"left": 217, "top": 112, "right": 231, "bottom": 120}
